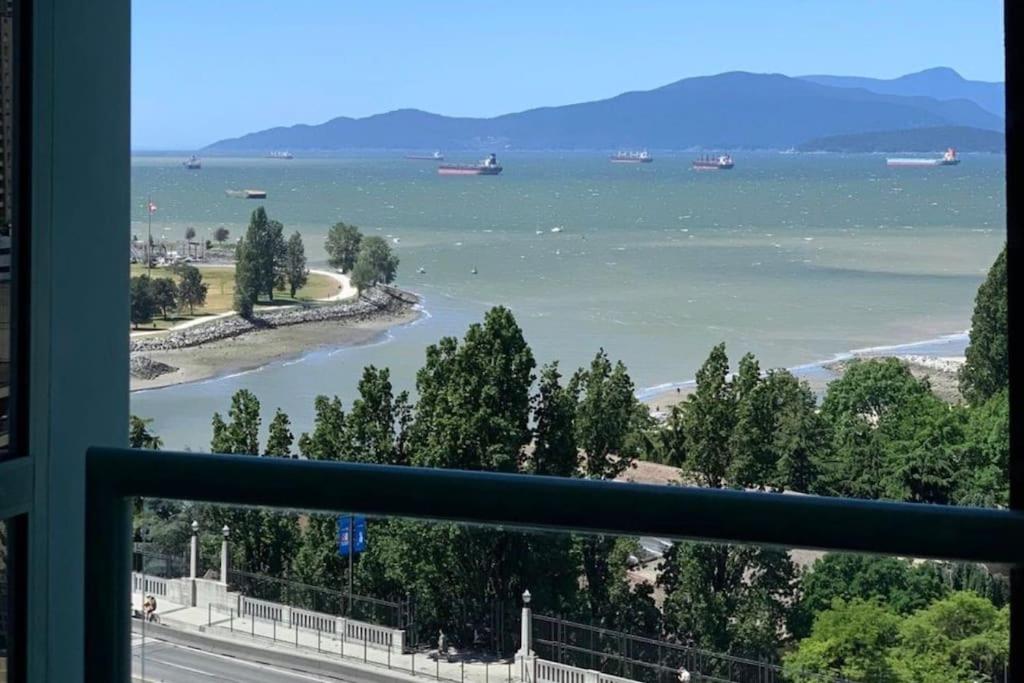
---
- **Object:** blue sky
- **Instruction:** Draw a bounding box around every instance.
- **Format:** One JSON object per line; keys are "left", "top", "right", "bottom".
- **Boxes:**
{"left": 132, "top": 1, "right": 1004, "bottom": 150}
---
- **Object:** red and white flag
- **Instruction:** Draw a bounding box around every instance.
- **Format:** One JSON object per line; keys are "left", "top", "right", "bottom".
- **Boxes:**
{"left": 148, "top": 201, "right": 157, "bottom": 214}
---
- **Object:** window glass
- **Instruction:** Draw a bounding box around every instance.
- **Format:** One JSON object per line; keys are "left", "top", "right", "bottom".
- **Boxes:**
{"left": 0, "top": 0, "right": 16, "bottom": 457}
{"left": 1, "top": 519, "right": 11, "bottom": 682}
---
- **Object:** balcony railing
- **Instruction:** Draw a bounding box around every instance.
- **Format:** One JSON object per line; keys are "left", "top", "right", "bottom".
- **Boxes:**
{"left": 84, "top": 447, "right": 1024, "bottom": 680}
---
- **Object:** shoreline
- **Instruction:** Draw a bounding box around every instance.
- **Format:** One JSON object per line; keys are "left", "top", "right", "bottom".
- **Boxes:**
{"left": 641, "top": 330, "right": 969, "bottom": 413}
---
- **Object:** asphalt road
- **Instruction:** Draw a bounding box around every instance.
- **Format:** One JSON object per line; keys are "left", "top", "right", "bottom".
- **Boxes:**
{"left": 132, "top": 636, "right": 348, "bottom": 683}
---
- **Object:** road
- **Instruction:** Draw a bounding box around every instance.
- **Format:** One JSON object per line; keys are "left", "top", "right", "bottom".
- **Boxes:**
{"left": 132, "top": 636, "right": 348, "bottom": 683}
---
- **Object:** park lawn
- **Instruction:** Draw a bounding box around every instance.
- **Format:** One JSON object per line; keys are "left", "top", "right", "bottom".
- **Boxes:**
{"left": 130, "top": 264, "right": 341, "bottom": 320}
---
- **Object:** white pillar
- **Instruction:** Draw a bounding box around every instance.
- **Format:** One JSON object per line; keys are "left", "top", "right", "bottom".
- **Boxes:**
{"left": 220, "top": 525, "right": 230, "bottom": 585}
{"left": 517, "top": 589, "right": 534, "bottom": 658}
{"left": 189, "top": 520, "right": 198, "bottom": 579}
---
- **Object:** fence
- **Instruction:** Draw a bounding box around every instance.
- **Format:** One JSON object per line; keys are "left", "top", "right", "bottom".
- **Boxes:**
{"left": 533, "top": 614, "right": 853, "bottom": 683}
{"left": 131, "top": 573, "right": 168, "bottom": 598}
{"left": 226, "top": 568, "right": 409, "bottom": 631}
{"left": 132, "top": 547, "right": 188, "bottom": 579}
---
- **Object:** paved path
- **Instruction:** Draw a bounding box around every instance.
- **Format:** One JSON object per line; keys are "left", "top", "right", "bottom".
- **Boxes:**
{"left": 133, "top": 637, "right": 346, "bottom": 682}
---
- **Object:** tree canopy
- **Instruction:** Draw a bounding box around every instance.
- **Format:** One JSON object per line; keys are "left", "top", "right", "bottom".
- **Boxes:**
{"left": 325, "top": 222, "right": 363, "bottom": 273}
{"left": 960, "top": 246, "right": 1007, "bottom": 404}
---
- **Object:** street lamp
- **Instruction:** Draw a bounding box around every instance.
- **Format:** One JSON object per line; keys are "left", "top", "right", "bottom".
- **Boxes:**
{"left": 220, "top": 525, "right": 230, "bottom": 585}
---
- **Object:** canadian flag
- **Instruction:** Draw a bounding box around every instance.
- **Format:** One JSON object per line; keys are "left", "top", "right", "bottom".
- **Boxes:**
{"left": 148, "top": 201, "right": 157, "bottom": 214}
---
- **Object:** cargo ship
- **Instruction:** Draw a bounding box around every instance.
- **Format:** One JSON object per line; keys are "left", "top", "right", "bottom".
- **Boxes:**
{"left": 183, "top": 155, "right": 201, "bottom": 170}
{"left": 610, "top": 150, "right": 653, "bottom": 163}
{"left": 692, "top": 153, "right": 734, "bottom": 170}
{"left": 267, "top": 151, "right": 294, "bottom": 160}
{"left": 886, "top": 148, "right": 959, "bottom": 168}
{"left": 406, "top": 151, "right": 445, "bottom": 161}
{"left": 438, "top": 153, "right": 503, "bottom": 176}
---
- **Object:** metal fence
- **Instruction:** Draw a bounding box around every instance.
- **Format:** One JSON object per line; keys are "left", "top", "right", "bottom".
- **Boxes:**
{"left": 533, "top": 614, "right": 854, "bottom": 683}
{"left": 132, "top": 547, "right": 187, "bottom": 579}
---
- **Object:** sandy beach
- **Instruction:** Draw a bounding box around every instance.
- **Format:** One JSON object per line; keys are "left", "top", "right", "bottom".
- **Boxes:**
{"left": 131, "top": 306, "right": 421, "bottom": 392}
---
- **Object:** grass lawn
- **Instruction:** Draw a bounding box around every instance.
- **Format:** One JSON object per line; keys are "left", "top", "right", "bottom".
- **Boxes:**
{"left": 130, "top": 264, "right": 341, "bottom": 329}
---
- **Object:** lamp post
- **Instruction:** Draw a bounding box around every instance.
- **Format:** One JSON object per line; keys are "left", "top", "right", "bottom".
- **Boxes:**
{"left": 220, "top": 524, "right": 230, "bottom": 585}
{"left": 189, "top": 520, "right": 198, "bottom": 579}
{"left": 517, "top": 589, "right": 533, "bottom": 658}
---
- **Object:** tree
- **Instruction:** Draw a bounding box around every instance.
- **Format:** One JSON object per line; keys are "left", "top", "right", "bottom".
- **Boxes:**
{"left": 530, "top": 363, "right": 578, "bottom": 477}
{"left": 784, "top": 598, "right": 902, "bottom": 683}
{"left": 958, "top": 388, "right": 1009, "bottom": 506}
{"left": 350, "top": 236, "right": 399, "bottom": 291}
{"left": 960, "top": 246, "right": 1007, "bottom": 404}
{"left": 214, "top": 226, "right": 230, "bottom": 244}
{"left": 325, "top": 222, "right": 363, "bottom": 273}
{"left": 411, "top": 306, "right": 535, "bottom": 472}
{"left": 675, "top": 343, "right": 736, "bottom": 488}
{"left": 130, "top": 274, "right": 155, "bottom": 328}
{"left": 570, "top": 350, "right": 648, "bottom": 480}
{"left": 233, "top": 231, "right": 258, "bottom": 317}
{"left": 265, "top": 409, "right": 294, "bottom": 457}
{"left": 176, "top": 264, "right": 208, "bottom": 314}
{"left": 343, "top": 366, "right": 412, "bottom": 465}
{"left": 890, "top": 592, "right": 1009, "bottom": 683}
{"left": 150, "top": 277, "right": 178, "bottom": 319}
{"left": 129, "top": 415, "right": 163, "bottom": 450}
{"left": 790, "top": 554, "right": 947, "bottom": 639}
{"left": 235, "top": 206, "right": 287, "bottom": 306}
{"left": 284, "top": 231, "right": 308, "bottom": 298}
{"left": 185, "top": 226, "right": 196, "bottom": 242}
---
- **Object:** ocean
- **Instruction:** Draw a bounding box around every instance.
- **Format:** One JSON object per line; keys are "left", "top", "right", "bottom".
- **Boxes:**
{"left": 129, "top": 152, "right": 1005, "bottom": 450}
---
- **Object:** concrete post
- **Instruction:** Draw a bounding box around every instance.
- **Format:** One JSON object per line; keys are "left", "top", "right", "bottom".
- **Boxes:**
{"left": 220, "top": 524, "right": 230, "bottom": 585}
{"left": 189, "top": 520, "right": 198, "bottom": 579}
{"left": 516, "top": 589, "right": 534, "bottom": 658}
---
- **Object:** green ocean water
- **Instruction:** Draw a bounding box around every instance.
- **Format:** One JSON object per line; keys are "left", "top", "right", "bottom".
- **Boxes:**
{"left": 129, "top": 152, "right": 1005, "bottom": 450}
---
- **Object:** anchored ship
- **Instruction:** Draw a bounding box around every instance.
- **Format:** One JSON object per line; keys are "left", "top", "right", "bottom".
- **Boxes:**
{"left": 406, "top": 151, "right": 445, "bottom": 161}
{"left": 267, "top": 151, "right": 294, "bottom": 160}
{"left": 886, "top": 148, "right": 959, "bottom": 168}
{"left": 610, "top": 150, "right": 653, "bottom": 163}
{"left": 692, "top": 153, "right": 734, "bottom": 170}
{"left": 438, "top": 153, "right": 503, "bottom": 176}
{"left": 183, "top": 155, "right": 201, "bottom": 170}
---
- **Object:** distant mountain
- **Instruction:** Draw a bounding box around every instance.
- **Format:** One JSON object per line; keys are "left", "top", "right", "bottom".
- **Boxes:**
{"left": 800, "top": 67, "right": 1004, "bottom": 117}
{"left": 204, "top": 71, "right": 1004, "bottom": 153}
{"left": 798, "top": 126, "right": 1004, "bottom": 153}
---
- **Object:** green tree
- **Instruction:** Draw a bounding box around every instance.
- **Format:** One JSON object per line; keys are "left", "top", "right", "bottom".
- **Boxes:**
{"left": 957, "top": 388, "right": 1009, "bottom": 507}
{"left": 214, "top": 226, "right": 230, "bottom": 244}
{"left": 265, "top": 409, "right": 294, "bottom": 457}
{"left": 790, "top": 554, "right": 947, "bottom": 639}
{"left": 530, "top": 362, "right": 578, "bottom": 477}
{"left": 233, "top": 229, "right": 258, "bottom": 317}
{"left": 350, "top": 236, "right": 399, "bottom": 291}
{"left": 960, "top": 246, "right": 1007, "bottom": 404}
{"left": 411, "top": 306, "right": 535, "bottom": 472}
{"left": 235, "top": 206, "right": 287, "bottom": 304}
{"left": 570, "top": 350, "right": 648, "bottom": 480}
{"left": 660, "top": 541, "right": 797, "bottom": 662}
{"left": 129, "top": 415, "right": 163, "bottom": 450}
{"left": 343, "top": 366, "right": 412, "bottom": 465}
{"left": 130, "top": 274, "right": 155, "bottom": 328}
{"left": 284, "top": 231, "right": 308, "bottom": 298}
{"left": 150, "top": 277, "right": 178, "bottom": 319}
{"left": 185, "top": 226, "right": 196, "bottom": 242}
{"left": 890, "top": 592, "right": 1009, "bottom": 683}
{"left": 176, "top": 263, "right": 208, "bottom": 314}
{"left": 325, "top": 222, "right": 363, "bottom": 273}
{"left": 785, "top": 598, "right": 902, "bottom": 683}
{"left": 675, "top": 343, "right": 736, "bottom": 488}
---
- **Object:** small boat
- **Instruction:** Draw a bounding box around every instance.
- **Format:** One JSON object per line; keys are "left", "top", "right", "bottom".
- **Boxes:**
{"left": 550, "top": 226, "right": 563, "bottom": 233}
{"left": 183, "top": 155, "right": 201, "bottom": 170}
{"left": 417, "top": 267, "right": 426, "bottom": 274}
{"left": 227, "top": 189, "right": 268, "bottom": 199}
{"left": 406, "top": 151, "right": 445, "bottom": 161}
{"left": 471, "top": 266, "right": 478, "bottom": 275}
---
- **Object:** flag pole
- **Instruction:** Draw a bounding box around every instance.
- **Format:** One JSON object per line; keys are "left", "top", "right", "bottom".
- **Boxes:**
{"left": 348, "top": 515, "right": 354, "bottom": 618}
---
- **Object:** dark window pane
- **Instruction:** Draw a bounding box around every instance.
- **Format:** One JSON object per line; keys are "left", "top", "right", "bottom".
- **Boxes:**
{"left": 0, "top": 0, "right": 17, "bottom": 457}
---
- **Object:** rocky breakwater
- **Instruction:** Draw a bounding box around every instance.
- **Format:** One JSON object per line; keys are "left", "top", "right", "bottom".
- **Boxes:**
{"left": 129, "top": 287, "right": 419, "bottom": 381}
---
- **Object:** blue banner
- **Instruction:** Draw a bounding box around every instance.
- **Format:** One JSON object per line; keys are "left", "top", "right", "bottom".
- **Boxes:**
{"left": 337, "top": 515, "right": 368, "bottom": 556}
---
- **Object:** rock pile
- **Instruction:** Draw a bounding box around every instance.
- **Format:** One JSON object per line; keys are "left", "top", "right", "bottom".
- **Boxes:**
{"left": 130, "top": 355, "right": 178, "bottom": 380}
{"left": 130, "top": 287, "right": 418, "bottom": 353}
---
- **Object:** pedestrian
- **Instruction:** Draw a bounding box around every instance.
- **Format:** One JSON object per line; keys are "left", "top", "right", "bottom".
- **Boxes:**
{"left": 438, "top": 629, "right": 448, "bottom": 661}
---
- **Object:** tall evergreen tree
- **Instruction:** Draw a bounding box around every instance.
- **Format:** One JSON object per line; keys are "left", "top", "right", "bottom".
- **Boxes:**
{"left": 676, "top": 343, "right": 736, "bottom": 488}
{"left": 530, "top": 362, "right": 578, "bottom": 477}
{"left": 960, "top": 245, "right": 1008, "bottom": 404}
{"left": 325, "top": 222, "right": 363, "bottom": 273}
{"left": 284, "top": 231, "right": 308, "bottom": 298}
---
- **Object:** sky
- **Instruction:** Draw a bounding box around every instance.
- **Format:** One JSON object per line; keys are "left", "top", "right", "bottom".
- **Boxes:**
{"left": 132, "top": 1, "right": 1005, "bottom": 150}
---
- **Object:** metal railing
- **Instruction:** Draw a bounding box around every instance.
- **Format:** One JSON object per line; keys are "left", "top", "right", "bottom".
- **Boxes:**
{"left": 84, "top": 448, "right": 1024, "bottom": 681}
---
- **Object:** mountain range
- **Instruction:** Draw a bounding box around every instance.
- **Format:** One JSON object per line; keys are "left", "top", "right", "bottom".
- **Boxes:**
{"left": 204, "top": 68, "right": 1004, "bottom": 153}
